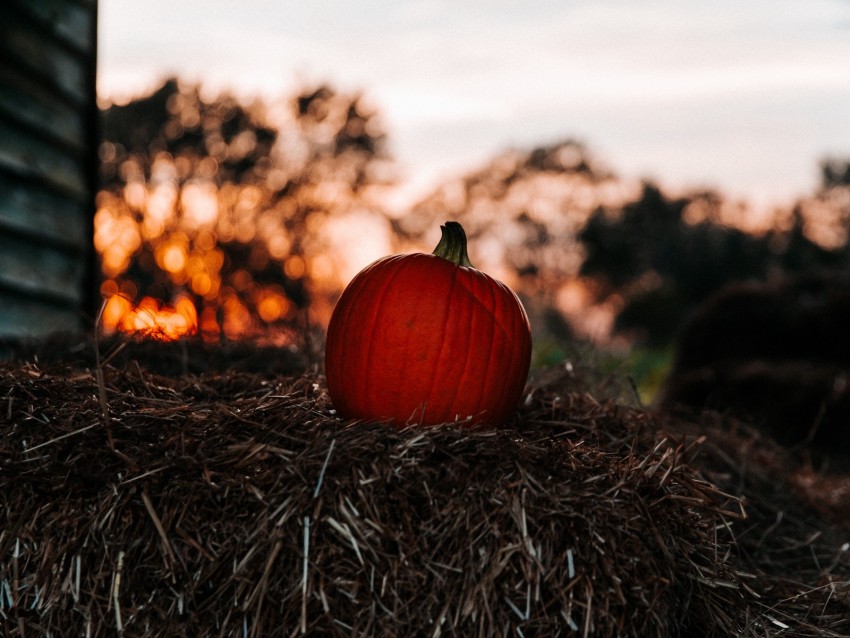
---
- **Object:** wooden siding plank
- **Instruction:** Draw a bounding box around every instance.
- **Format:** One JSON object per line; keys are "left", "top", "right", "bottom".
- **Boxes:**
{"left": 0, "top": 16, "right": 88, "bottom": 105}
{"left": 0, "top": 291, "right": 84, "bottom": 337}
{"left": 9, "top": 0, "right": 94, "bottom": 55}
{"left": 0, "top": 173, "right": 90, "bottom": 251}
{"left": 0, "top": 120, "right": 88, "bottom": 199}
{"left": 0, "top": 66, "right": 87, "bottom": 152}
{"left": 0, "top": 234, "right": 88, "bottom": 305}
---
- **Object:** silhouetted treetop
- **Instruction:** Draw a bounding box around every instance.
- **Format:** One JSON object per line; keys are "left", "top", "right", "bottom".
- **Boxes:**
{"left": 403, "top": 140, "right": 627, "bottom": 291}
{"left": 101, "top": 79, "right": 278, "bottom": 187}
{"left": 821, "top": 157, "right": 850, "bottom": 190}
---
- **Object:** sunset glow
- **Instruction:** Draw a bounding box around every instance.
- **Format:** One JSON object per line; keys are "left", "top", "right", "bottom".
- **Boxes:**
{"left": 95, "top": 176, "right": 312, "bottom": 341}
{"left": 94, "top": 80, "right": 396, "bottom": 342}
{"left": 101, "top": 294, "right": 198, "bottom": 340}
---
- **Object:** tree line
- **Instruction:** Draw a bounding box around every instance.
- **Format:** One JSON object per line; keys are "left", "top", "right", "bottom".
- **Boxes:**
{"left": 98, "top": 78, "right": 850, "bottom": 347}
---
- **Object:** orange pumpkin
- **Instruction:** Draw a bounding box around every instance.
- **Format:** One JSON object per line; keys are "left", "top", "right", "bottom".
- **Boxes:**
{"left": 325, "top": 221, "right": 531, "bottom": 426}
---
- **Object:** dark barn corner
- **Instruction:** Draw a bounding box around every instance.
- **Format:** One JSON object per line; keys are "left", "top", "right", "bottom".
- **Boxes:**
{"left": 0, "top": 0, "right": 99, "bottom": 339}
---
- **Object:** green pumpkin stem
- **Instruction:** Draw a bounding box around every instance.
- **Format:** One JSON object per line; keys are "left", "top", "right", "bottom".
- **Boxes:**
{"left": 432, "top": 221, "right": 474, "bottom": 268}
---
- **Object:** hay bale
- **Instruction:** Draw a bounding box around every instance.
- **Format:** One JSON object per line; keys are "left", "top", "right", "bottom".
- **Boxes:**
{"left": 658, "top": 410, "right": 850, "bottom": 635}
{"left": 660, "top": 271, "right": 850, "bottom": 452}
{"left": 1, "top": 349, "right": 848, "bottom": 636}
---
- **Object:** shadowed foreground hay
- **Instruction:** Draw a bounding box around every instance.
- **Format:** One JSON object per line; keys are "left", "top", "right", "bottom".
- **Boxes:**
{"left": 1, "top": 351, "right": 849, "bottom": 636}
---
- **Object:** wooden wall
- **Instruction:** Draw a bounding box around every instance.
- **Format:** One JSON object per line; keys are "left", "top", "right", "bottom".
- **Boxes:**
{"left": 0, "top": 0, "right": 98, "bottom": 338}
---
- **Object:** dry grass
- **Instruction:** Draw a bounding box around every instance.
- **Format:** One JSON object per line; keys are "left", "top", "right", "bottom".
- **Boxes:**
{"left": 0, "top": 339, "right": 848, "bottom": 636}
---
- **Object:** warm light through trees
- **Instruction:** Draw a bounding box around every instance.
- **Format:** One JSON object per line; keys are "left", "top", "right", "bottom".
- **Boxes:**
{"left": 96, "top": 79, "right": 394, "bottom": 341}
{"left": 402, "top": 141, "right": 639, "bottom": 342}
{"left": 406, "top": 143, "right": 850, "bottom": 349}
{"left": 95, "top": 78, "right": 850, "bottom": 352}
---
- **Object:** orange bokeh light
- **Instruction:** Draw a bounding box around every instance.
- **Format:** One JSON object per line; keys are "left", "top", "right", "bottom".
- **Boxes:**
{"left": 101, "top": 294, "right": 198, "bottom": 341}
{"left": 256, "top": 290, "right": 292, "bottom": 322}
{"left": 160, "top": 244, "right": 187, "bottom": 273}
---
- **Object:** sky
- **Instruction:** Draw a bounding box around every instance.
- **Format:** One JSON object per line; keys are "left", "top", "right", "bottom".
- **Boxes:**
{"left": 98, "top": 0, "right": 850, "bottom": 210}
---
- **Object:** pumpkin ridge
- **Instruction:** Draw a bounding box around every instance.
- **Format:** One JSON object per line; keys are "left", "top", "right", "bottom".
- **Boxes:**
{"left": 456, "top": 272, "right": 513, "bottom": 341}
{"left": 480, "top": 280, "right": 504, "bottom": 420}
{"left": 498, "top": 284, "right": 530, "bottom": 420}
{"left": 325, "top": 257, "right": 386, "bottom": 414}
{"left": 472, "top": 271, "right": 499, "bottom": 423}
{"left": 424, "top": 265, "right": 460, "bottom": 423}
{"left": 443, "top": 270, "right": 479, "bottom": 422}
{"left": 400, "top": 255, "right": 457, "bottom": 424}
{"left": 361, "top": 256, "right": 413, "bottom": 413}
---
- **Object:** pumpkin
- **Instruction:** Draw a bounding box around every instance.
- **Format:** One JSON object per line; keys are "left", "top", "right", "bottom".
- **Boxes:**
{"left": 325, "top": 221, "right": 532, "bottom": 426}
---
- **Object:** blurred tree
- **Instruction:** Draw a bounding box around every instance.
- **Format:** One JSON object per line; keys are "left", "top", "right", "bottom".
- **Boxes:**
{"left": 402, "top": 140, "right": 634, "bottom": 343}
{"left": 795, "top": 157, "right": 850, "bottom": 252}
{"left": 408, "top": 142, "right": 850, "bottom": 351}
{"left": 580, "top": 184, "right": 849, "bottom": 345}
{"left": 579, "top": 185, "right": 769, "bottom": 344}
{"left": 96, "top": 78, "right": 393, "bottom": 339}
{"left": 820, "top": 158, "right": 850, "bottom": 189}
